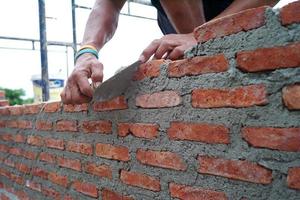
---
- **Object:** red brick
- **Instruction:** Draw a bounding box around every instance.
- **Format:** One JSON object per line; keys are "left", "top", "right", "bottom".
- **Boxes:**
{"left": 9, "top": 147, "right": 22, "bottom": 156}
{"left": 120, "top": 170, "right": 160, "bottom": 191}
{"left": 63, "top": 103, "right": 88, "bottom": 112}
{"left": 93, "top": 96, "right": 128, "bottom": 111}
{"left": 48, "top": 172, "right": 69, "bottom": 188}
{"left": 55, "top": 120, "right": 78, "bottom": 132}
{"left": 0, "top": 193, "right": 10, "bottom": 200}
{"left": 95, "top": 143, "right": 130, "bottom": 162}
{"left": 84, "top": 162, "right": 112, "bottom": 179}
{"left": 36, "top": 120, "right": 53, "bottom": 131}
{"left": 23, "top": 103, "right": 43, "bottom": 114}
{"left": 39, "top": 152, "right": 56, "bottom": 164}
{"left": 136, "top": 149, "right": 187, "bottom": 171}
{"left": 280, "top": 1, "right": 300, "bottom": 25}
{"left": 66, "top": 141, "right": 93, "bottom": 155}
{"left": 6, "top": 120, "right": 18, "bottom": 128}
{"left": 198, "top": 156, "right": 272, "bottom": 184}
{"left": 136, "top": 91, "right": 182, "bottom": 108}
{"left": 13, "top": 134, "right": 26, "bottom": 143}
{"left": 169, "top": 182, "right": 228, "bottom": 200}
{"left": 42, "top": 186, "right": 61, "bottom": 199}
{"left": 31, "top": 167, "right": 49, "bottom": 179}
{"left": 242, "top": 127, "right": 300, "bottom": 152}
{"left": 25, "top": 180, "right": 41, "bottom": 192}
{"left": 63, "top": 195, "right": 75, "bottom": 200}
{"left": 27, "top": 135, "right": 43, "bottom": 146}
{"left": 81, "top": 120, "right": 112, "bottom": 134}
{"left": 0, "top": 120, "right": 6, "bottom": 128}
{"left": 0, "top": 100, "right": 9, "bottom": 107}
{"left": 43, "top": 101, "right": 61, "bottom": 113}
{"left": 8, "top": 106, "right": 24, "bottom": 115}
{"left": 287, "top": 167, "right": 300, "bottom": 190}
{"left": 133, "top": 59, "right": 165, "bottom": 81}
{"left": 45, "top": 138, "right": 65, "bottom": 150}
{"left": 4, "top": 159, "right": 15, "bottom": 167}
{"left": 0, "top": 168, "right": 11, "bottom": 178}
{"left": 15, "top": 163, "right": 31, "bottom": 174}
{"left": 194, "top": 6, "right": 267, "bottom": 43}
{"left": 192, "top": 84, "right": 268, "bottom": 108}
{"left": 168, "top": 54, "right": 229, "bottom": 77}
{"left": 0, "top": 107, "right": 9, "bottom": 115}
{"left": 17, "top": 120, "right": 32, "bottom": 129}
{"left": 168, "top": 122, "right": 230, "bottom": 144}
{"left": 23, "top": 150, "right": 37, "bottom": 160}
{"left": 72, "top": 180, "right": 98, "bottom": 198}
{"left": 282, "top": 84, "right": 300, "bottom": 110}
{"left": 10, "top": 174, "right": 24, "bottom": 185}
{"left": 102, "top": 188, "right": 134, "bottom": 200}
{"left": 0, "top": 90, "right": 4, "bottom": 98}
{"left": 118, "top": 123, "right": 159, "bottom": 139}
{"left": 0, "top": 144, "right": 9, "bottom": 153}
{"left": 237, "top": 43, "right": 300, "bottom": 72}
{"left": 1, "top": 133, "right": 13, "bottom": 141}
{"left": 57, "top": 157, "right": 81, "bottom": 171}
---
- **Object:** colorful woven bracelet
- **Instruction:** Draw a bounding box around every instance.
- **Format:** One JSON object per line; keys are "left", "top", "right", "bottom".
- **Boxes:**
{"left": 78, "top": 44, "right": 98, "bottom": 52}
{"left": 75, "top": 48, "right": 99, "bottom": 62}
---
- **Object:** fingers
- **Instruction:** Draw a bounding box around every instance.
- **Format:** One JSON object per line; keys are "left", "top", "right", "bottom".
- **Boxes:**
{"left": 91, "top": 61, "right": 104, "bottom": 83}
{"left": 167, "top": 46, "right": 186, "bottom": 60}
{"left": 154, "top": 40, "right": 174, "bottom": 59}
{"left": 139, "top": 39, "right": 160, "bottom": 63}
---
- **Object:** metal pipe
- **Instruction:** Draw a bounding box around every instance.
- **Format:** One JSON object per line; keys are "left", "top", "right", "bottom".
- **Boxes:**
{"left": 38, "top": 0, "right": 49, "bottom": 101}
{"left": 71, "top": 0, "right": 77, "bottom": 60}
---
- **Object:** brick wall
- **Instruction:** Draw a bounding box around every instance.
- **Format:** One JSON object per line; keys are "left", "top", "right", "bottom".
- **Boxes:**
{"left": 0, "top": 2, "right": 300, "bottom": 200}
{"left": 0, "top": 91, "right": 9, "bottom": 107}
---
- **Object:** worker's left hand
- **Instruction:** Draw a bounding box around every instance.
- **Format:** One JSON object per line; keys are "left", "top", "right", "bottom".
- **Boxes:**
{"left": 139, "top": 33, "right": 197, "bottom": 62}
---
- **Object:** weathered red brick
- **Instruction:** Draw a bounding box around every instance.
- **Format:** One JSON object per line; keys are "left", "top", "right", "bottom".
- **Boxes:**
{"left": 4, "top": 159, "right": 15, "bottom": 167}
{"left": 42, "top": 186, "right": 61, "bottom": 199}
{"left": 133, "top": 59, "right": 165, "bottom": 81}
{"left": 17, "top": 120, "right": 32, "bottom": 129}
{"left": 43, "top": 101, "right": 61, "bottom": 113}
{"left": 136, "top": 91, "right": 182, "bottom": 108}
{"left": 168, "top": 122, "right": 230, "bottom": 144}
{"left": 39, "top": 152, "right": 56, "bottom": 164}
{"left": 95, "top": 143, "right": 130, "bottom": 162}
{"left": 55, "top": 120, "right": 78, "bottom": 132}
{"left": 192, "top": 84, "right": 268, "bottom": 108}
{"left": 287, "top": 167, "right": 300, "bottom": 190}
{"left": 237, "top": 43, "right": 300, "bottom": 72}
{"left": 0, "top": 100, "right": 9, "bottom": 107}
{"left": 57, "top": 156, "right": 81, "bottom": 171}
{"left": 8, "top": 106, "right": 24, "bottom": 115}
{"left": 31, "top": 167, "right": 49, "bottom": 179}
{"left": 27, "top": 135, "right": 43, "bottom": 146}
{"left": 45, "top": 138, "right": 65, "bottom": 150}
{"left": 120, "top": 170, "right": 160, "bottom": 191}
{"left": 72, "top": 180, "right": 98, "bottom": 198}
{"left": 36, "top": 120, "right": 53, "bottom": 131}
{"left": 0, "top": 193, "right": 10, "bottom": 200}
{"left": 23, "top": 150, "right": 37, "bottom": 160}
{"left": 198, "top": 156, "right": 272, "bottom": 184}
{"left": 282, "top": 84, "right": 300, "bottom": 110}
{"left": 0, "top": 144, "right": 9, "bottom": 153}
{"left": 0, "top": 120, "right": 6, "bottom": 128}
{"left": 102, "top": 188, "right": 134, "bottom": 200}
{"left": 63, "top": 195, "right": 75, "bottom": 200}
{"left": 48, "top": 172, "right": 68, "bottom": 188}
{"left": 6, "top": 120, "right": 18, "bottom": 128}
{"left": 13, "top": 134, "right": 26, "bottom": 143}
{"left": 242, "top": 127, "right": 300, "bottom": 152}
{"left": 66, "top": 141, "right": 93, "bottom": 155}
{"left": 168, "top": 54, "right": 229, "bottom": 77}
{"left": 280, "top": 1, "right": 300, "bottom": 25}
{"left": 9, "top": 147, "right": 22, "bottom": 156}
{"left": 84, "top": 162, "right": 112, "bottom": 179}
{"left": 137, "top": 149, "right": 187, "bottom": 171}
{"left": 10, "top": 174, "right": 24, "bottom": 185}
{"left": 118, "top": 123, "right": 159, "bottom": 139}
{"left": 0, "top": 107, "right": 9, "bottom": 115}
{"left": 23, "top": 103, "right": 43, "bottom": 114}
{"left": 93, "top": 96, "right": 128, "bottom": 111}
{"left": 169, "top": 182, "right": 228, "bottom": 200}
{"left": 1, "top": 133, "right": 13, "bottom": 141}
{"left": 25, "top": 180, "right": 41, "bottom": 192}
{"left": 81, "top": 120, "right": 112, "bottom": 134}
{"left": 63, "top": 103, "right": 88, "bottom": 112}
{"left": 194, "top": 6, "right": 267, "bottom": 43}
{"left": 15, "top": 163, "right": 31, "bottom": 174}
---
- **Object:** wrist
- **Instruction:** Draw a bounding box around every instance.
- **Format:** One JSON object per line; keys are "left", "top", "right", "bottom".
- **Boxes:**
{"left": 75, "top": 47, "right": 99, "bottom": 63}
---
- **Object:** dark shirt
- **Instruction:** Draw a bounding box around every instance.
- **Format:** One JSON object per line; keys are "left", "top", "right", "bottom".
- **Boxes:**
{"left": 151, "top": 0, "right": 234, "bottom": 34}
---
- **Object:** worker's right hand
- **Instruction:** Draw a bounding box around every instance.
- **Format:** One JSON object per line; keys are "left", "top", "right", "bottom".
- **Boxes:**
{"left": 60, "top": 54, "right": 103, "bottom": 104}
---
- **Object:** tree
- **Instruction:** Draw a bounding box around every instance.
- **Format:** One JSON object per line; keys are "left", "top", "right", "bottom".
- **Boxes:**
{"left": 0, "top": 87, "right": 33, "bottom": 105}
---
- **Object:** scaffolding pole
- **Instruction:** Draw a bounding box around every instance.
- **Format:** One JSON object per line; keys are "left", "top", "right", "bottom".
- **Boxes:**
{"left": 38, "top": 0, "right": 49, "bottom": 101}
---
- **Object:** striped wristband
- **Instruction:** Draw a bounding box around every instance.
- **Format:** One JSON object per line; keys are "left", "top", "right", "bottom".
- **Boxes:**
{"left": 75, "top": 48, "right": 99, "bottom": 62}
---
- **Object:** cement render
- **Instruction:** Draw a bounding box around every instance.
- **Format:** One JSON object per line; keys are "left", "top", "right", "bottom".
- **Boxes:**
{"left": 0, "top": 7, "right": 300, "bottom": 200}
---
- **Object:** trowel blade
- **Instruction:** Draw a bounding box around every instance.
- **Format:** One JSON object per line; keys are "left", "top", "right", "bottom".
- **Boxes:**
{"left": 92, "top": 60, "right": 141, "bottom": 102}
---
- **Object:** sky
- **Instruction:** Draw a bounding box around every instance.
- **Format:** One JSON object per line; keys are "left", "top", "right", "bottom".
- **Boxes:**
{"left": 0, "top": 0, "right": 297, "bottom": 100}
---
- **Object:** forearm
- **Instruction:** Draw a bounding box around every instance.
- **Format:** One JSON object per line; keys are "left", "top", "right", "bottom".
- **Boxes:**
{"left": 215, "top": 0, "right": 279, "bottom": 19}
{"left": 82, "top": 0, "right": 125, "bottom": 50}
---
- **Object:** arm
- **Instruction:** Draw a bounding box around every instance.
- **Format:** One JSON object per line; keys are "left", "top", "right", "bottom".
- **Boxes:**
{"left": 61, "top": 0, "right": 126, "bottom": 104}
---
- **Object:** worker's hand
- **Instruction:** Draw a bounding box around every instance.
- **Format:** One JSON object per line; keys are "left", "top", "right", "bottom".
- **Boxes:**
{"left": 60, "top": 54, "right": 103, "bottom": 104}
{"left": 139, "top": 33, "right": 197, "bottom": 62}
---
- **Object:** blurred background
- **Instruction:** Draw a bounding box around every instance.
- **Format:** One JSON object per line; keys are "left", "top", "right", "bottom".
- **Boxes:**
{"left": 0, "top": 0, "right": 296, "bottom": 104}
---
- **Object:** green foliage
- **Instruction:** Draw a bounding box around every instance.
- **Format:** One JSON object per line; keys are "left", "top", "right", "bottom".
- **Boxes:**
{"left": 0, "top": 87, "right": 33, "bottom": 105}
